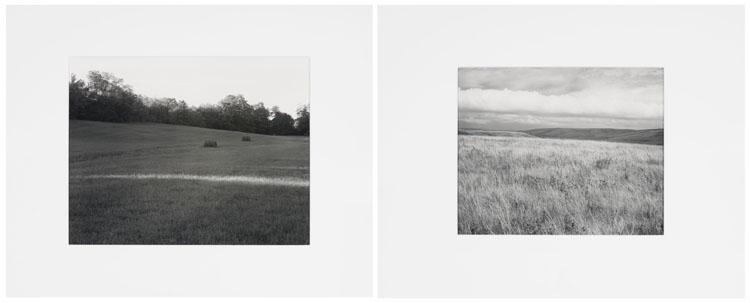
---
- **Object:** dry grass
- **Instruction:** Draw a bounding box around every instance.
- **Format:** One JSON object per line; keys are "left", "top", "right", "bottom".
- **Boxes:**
{"left": 458, "top": 135, "right": 663, "bottom": 235}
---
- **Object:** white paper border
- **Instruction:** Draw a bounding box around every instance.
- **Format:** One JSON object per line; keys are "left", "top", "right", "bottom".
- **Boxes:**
{"left": 6, "top": 5, "right": 373, "bottom": 297}
{"left": 378, "top": 5, "right": 744, "bottom": 298}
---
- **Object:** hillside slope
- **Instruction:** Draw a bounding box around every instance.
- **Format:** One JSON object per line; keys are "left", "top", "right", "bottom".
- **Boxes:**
{"left": 458, "top": 129, "right": 537, "bottom": 138}
{"left": 522, "top": 128, "right": 663, "bottom": 145}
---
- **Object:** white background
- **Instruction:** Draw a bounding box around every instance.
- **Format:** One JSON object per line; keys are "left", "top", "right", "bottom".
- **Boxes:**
{"left": 378, "top": 5, "right": 745, "bottom": 297}
{"left": 6, "top": 6, "right": 373, "bottom": 296}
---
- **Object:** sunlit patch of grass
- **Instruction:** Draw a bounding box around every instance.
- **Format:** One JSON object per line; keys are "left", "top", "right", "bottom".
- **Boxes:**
{"left": 72, "top": 173, "right": 309, "bottom": 187}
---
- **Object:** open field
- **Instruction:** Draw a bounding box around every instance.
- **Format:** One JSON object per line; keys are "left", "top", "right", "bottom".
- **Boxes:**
{"left": 69, "top": 120, "right": 309, "bottom": 244}
{"left": 458, "top": 135, "right": 663, "bottom": 235}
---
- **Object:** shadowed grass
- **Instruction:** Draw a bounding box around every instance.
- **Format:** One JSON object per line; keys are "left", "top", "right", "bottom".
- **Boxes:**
{"left": 69, "top": 178, "right": 309, "bottom": 244}
{"left": 458, "top": 135, "right": 663, "bottom": 235}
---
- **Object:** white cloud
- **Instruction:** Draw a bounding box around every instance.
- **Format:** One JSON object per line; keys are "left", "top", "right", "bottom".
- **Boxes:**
{"left": 458, "top": 68, "right": 664, "bottom": 130}
{"left": 459, "top": 85, "right": 663, "bottom": 121}
{"left": 458, "top": 67, "right": 663, "bottom": 95}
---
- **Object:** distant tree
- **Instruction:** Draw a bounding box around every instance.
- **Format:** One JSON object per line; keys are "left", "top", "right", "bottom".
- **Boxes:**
{"left": 249, "top": 102, "right": 271, "bottom": 134}
{"left": 69, "top": 71, "right": 305, "bottom": 136}
{"left": 270, "top": 106, "right": 296, "bottom": 135}
{"left": 142, "top": 97, "right": 173, "bottom": 123}
{"left": 219, "top": 94, "right": 253, "bottom": 132}
{"left": 87, "top": 71, "right": 129, "bottom": 96}
{"left": 197, "top": 105, "right": 223, "bottom": 130}
{"left": 84, "top": 71, "right": 144, "bottom": 122}
{"left": 184, "top": 105, "right": 206, "bottom": 128}
{"left": 294, "top": 104, "right": 310, "bottom": 136}
{"left": 170, "top": 100, "right": 191, "bottom": 125}
{"left": 68, "top": 74, "right": 89, "bottom": 119}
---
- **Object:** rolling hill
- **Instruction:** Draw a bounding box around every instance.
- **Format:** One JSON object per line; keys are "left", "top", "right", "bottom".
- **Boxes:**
{"left": 458, "top": 129, "right": 537, "bottom": 138}
{"left": 521, "top": 128, "right": 663, "bottom": 145}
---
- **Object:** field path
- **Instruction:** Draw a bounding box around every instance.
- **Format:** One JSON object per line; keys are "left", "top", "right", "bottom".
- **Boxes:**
{"left": 72, "top": 173, "right": 309, "bottom": 187}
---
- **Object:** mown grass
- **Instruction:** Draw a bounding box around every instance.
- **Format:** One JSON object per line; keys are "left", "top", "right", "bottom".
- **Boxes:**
{"left": 69, "top": 178, "right": 308, "bottom": 244}
{"left": 69, "top": 120, "right": 309, "bottom": 244}
{"left": 458, "top": 135, "right": 663, "bottom": 235}
{"left": 69, "top": 120, "right": 309, "bottom": 179}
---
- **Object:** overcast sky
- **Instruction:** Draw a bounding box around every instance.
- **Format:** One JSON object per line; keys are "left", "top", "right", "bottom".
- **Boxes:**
{"left": 70, "top": 57, "right": 309, "bottom": 114}
{"left": 458, "top": 67, "right": 663, "bottom": 130}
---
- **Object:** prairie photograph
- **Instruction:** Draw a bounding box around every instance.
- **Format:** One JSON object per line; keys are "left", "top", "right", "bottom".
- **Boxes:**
{"left": 69, "top": 57, "right": 310, "bottom": 244}
{"left": 458, "top": 67, "right": 663, "bottom": 235}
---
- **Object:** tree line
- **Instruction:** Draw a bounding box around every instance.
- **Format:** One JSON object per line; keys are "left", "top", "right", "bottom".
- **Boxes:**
{"left": 69, "top": 71, "right": 310, "bottom": 136}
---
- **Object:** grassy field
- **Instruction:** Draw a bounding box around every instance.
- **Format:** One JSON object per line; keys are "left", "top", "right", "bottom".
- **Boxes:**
{"left": 458, "top": 135, "right": 663, "bottom": 235}
{"left": 69, "top": 120, "right": 309, "bottom": 244}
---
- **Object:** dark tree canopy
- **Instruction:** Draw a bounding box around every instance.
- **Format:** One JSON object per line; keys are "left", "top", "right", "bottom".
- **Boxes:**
{"left": 295, "top": 104, "right": 310, "bottom": 136}
{"left": 270, "top": 106, "right": 297, "bottom": 135}
{"left": 69, "top": 71, "right": 309, "bottom": 136}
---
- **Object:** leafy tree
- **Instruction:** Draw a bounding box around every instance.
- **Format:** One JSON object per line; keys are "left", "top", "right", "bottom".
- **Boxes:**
{"left": 69, "top": 74, "right": 89, "bottom": 119}
{"left": 142, "top": 97, "right": 173, "bottom": 123}
{"left": 84, "top": 71, "right": 144, "bottom": 122}
{"left": 249, "top": 102, "right": 270, "bottom": 134}
{"left": 219, "top": 94, "right": 253, "bottom": 132}
{"left": 68, "top": 71, "right": 308, "bottom": 136}
{"left": 270, "top": 106, "right": 296, "bottom": 135}
{"left": 295, "top": 104, "right": 310, "bottom": 136}
{"left": 197, "top": 105, "right": 223, "bottom": 130}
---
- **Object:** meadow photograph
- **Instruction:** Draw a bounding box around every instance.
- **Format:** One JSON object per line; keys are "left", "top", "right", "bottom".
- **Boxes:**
{"left": 69, "top": 57, "right": 310, "bottom": 244}
{"left": 458, "top": 67, "right": 663, "bottom": 235}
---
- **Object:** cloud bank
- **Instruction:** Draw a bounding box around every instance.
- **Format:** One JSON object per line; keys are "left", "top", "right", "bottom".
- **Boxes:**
{"left": 458, "top": 68, "right": 663, "bottom": 130}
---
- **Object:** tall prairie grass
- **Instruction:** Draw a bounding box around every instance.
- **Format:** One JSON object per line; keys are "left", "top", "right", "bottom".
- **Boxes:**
{"left": 458, "top": 135, "right": 663, "bottom": 235}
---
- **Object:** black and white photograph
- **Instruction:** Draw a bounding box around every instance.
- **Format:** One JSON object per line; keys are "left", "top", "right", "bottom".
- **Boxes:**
{"left": 458, "top": 67, "right": 664, "bottom": 235}
{"left": 68, "top": 57, "right": 310, "bottom": 244}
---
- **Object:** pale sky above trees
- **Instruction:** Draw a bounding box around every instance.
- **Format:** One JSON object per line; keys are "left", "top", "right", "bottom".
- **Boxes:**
{"left": 70, "top": 56, "right": 309, "bottom": 115}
